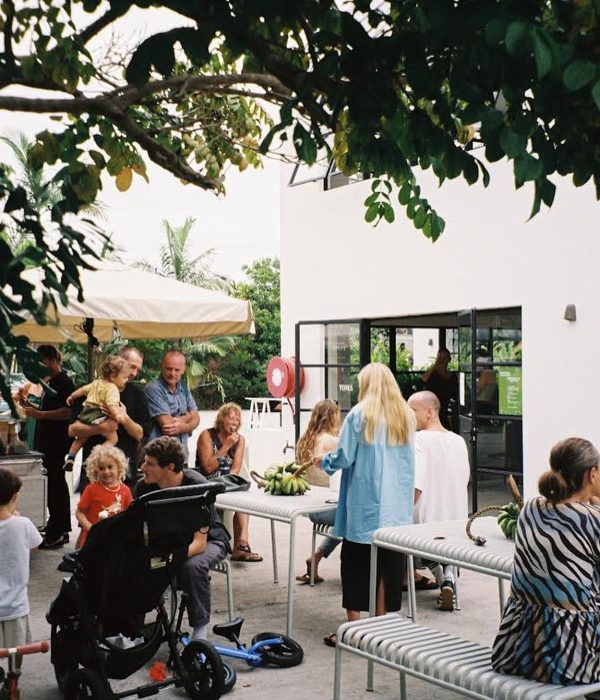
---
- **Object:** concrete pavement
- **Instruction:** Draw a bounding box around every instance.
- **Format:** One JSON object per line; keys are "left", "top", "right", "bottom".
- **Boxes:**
{"left": 13, "top": 488, "right": 509, "bottom": 700}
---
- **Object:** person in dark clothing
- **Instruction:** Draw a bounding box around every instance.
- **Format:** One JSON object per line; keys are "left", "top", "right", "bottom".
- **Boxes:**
{"left": 420, "top": 348, "right": 457, "bottom": 430}
{"left": 134, "top": 436, "right": 229, "bottom": 642}
{"left": 73, "top": 347, "right": 151, "bottom": 490}
{"left": 22, "top": 345, "right": 74, "bottom": 549}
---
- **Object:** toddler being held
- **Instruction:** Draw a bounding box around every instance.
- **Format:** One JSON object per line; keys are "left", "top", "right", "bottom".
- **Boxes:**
{"left": 64, "top": 355, "right": 130, "bottom": 471}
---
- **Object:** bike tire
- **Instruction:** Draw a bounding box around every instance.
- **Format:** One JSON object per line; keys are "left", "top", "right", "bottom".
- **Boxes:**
{"left": 250, "top": 632, "right": 304, "bottom": 668}
{"left": 222, "top": 661, "right": 237, "bottom": 694}
{"left": 65, "top": 668, "right": 111, "bottom": 700}
{"left": 180, "top": 639, "right": 225, "bottom": 700}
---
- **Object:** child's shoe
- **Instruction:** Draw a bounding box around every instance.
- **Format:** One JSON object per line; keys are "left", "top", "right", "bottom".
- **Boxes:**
{"left": 63, "top": 454, "right": 75, "bottom": 472}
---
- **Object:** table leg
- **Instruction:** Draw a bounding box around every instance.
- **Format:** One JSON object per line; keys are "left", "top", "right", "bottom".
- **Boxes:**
{"left": 286, "top": 516, "right": 298, "bottom": 636}
{"left": 407, "top": 554, "right": 417, "bottom": 622}
{"left": 367, "top": 543, "right": 378, "bottom": 691}
{"left": 270, "top": 520, "right": 278, "bottom": 584}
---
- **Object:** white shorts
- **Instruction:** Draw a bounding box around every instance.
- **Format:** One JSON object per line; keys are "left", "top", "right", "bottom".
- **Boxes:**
{"left": 0, "top": 615, "right": 32, "bottom": 648}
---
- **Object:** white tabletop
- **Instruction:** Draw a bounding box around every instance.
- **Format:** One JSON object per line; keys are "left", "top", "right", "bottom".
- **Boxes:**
{"left": 373, "top": 517, "right": 515, "bottom": 579}
{"left": 215, "top": 483, "right": 338, "bottom": 522}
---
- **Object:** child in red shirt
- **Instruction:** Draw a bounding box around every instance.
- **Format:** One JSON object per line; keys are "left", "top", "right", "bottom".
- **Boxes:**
{"left": 75, "top": 444, "right": 133, "bottom": 547}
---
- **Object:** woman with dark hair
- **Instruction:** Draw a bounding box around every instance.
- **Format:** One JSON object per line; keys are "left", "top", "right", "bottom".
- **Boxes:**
{"left": 21, "top": 345, "right": 75, "bottom": 549}
{"left": 492, "top": 437, "right": 600, "bottom": 685}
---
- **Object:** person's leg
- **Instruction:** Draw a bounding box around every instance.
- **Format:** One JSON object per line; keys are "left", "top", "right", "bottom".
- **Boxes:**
{"left": 231, "top": 513, "right": 262, "bottom": 561}
{"left": 43, "top": 457, "right": 71, "bottom": 545}
{"left": 379, "top": 549, "right": 404, "bottom": 614}
{"left": 302, "top": 508, "right": 338, "bottom": 579}
{"left": 179, "top": 541, "right": 226, "bottom": 639}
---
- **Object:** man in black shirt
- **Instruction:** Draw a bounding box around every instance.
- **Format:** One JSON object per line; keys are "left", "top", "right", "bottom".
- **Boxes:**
{"left": 73, "top": 346, "right": 151, "bottom": 489}
{"left": 134, "top": 436, "right": 229, "bottom": 641}
{"left": 22, "top": 345, "right": 75, "bottom": 548}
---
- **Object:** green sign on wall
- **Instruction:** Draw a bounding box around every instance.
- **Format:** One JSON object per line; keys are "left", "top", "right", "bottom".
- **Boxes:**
{"left": 498, "top": 366, "right": 522, "bottom": 416}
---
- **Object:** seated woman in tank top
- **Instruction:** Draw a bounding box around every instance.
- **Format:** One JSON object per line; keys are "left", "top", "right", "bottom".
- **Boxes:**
{"left": 196, "top": 403, "right": 262, "bottom": 562}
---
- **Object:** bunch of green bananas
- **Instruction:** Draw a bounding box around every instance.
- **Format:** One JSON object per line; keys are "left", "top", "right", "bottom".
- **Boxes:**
{"left": 262, "top": 462, "right": 311, "bottom": 496}
{"left": 497, "top": 502, "right": 520, "bottom": 540}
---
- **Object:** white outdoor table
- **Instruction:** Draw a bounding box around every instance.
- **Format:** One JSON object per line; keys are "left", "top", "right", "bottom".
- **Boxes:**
{"left": 216, "top": 484, "right": 338, "bottom": 635}
{"left": 368, "top": 517, "right": 515, "bottom": 623}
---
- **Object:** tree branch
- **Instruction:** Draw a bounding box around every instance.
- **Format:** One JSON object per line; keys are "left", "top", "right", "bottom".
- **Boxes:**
{"left": 77, "top": 4, "right": 131, "bottom": 46}
{"left": 3, "top": 0, "right": 16, "bottom": 72}
{"left": 101, "top": 104, "right": 220, "bottom": 191}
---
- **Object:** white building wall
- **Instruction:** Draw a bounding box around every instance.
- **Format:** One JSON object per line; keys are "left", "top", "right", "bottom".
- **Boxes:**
{"left": 279, "top": 161, "right": 600, "bottom": 497}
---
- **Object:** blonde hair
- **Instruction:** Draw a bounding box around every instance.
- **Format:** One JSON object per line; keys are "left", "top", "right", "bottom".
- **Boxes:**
{"left": 102, "top": 355, "right": 129, "bottom": 380}
{"left": 358, "top": 363, "right": 415, "bottom": 445}
{"left": 85, "top": 444, "right": 128, "bottom": 482}
{"left": 296, "top": 399, "right": 341, "bottom": 467}
{"left": 214, "top": 403, "right": 242, "bottom": 433}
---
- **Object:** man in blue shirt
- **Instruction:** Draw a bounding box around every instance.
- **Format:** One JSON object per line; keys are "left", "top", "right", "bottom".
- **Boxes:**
{"left": 145, "top": 350, "right": 199, "bottom": 464}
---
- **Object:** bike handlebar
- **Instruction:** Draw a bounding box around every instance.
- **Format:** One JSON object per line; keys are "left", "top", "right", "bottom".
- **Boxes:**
{"left": 0, "top": 641, "right": 49, "bottom": 658}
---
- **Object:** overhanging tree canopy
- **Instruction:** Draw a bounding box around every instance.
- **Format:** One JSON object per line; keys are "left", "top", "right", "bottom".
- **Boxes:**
{"left": 1, "top": 0, "right": 600, "bottom": 402}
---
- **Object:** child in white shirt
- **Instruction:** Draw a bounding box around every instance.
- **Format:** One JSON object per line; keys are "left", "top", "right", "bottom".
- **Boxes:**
{"left": 0, "top": 467, "right": 42, "bottom": 657}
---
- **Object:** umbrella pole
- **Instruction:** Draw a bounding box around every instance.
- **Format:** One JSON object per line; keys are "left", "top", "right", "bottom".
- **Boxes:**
{"left": 83, "top": 317, "right": 97, "bottom": 382}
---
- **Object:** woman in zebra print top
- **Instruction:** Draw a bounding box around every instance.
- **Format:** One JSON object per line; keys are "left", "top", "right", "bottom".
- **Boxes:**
{"left": 492, "top": 437, "right": 600, "bottom": 685}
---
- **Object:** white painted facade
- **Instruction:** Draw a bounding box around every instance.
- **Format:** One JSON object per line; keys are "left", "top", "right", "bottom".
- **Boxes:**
{"left": 279, "top": 160, "right": 600, "bottom": 497}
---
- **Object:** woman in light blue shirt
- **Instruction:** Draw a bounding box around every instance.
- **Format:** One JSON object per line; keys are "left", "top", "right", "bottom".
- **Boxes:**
{"left": 317, "top": 363, "right": 415, "bottom": 646}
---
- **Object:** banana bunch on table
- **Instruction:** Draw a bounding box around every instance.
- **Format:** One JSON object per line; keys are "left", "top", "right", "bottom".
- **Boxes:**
{"left": 260, "top": 462, "right": 311, "bottom": 496}
{"left": 497, "top": 502, "right": 520, "bottom": 540}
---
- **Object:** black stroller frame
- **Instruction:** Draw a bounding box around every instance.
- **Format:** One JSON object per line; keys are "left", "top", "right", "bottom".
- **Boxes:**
{"left": 47, "top": 482, "right": 227, "bottom": 700}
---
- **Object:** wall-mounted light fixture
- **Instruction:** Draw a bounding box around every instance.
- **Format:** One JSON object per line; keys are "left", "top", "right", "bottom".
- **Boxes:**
{"left": 563, "top": 304, "right": 577, "bottom": 322}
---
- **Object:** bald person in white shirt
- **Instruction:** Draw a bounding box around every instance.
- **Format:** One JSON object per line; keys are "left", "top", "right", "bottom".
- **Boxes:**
{"left": 407, "top": 390, "right": 470, "bottom": 612}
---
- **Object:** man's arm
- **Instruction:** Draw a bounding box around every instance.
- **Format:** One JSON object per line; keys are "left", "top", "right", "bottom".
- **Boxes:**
{"left": 114, "top": 403, "right": 143, "bottom": 442}
{"left": 156, "top": 410, "right": 199, "bottom": 436}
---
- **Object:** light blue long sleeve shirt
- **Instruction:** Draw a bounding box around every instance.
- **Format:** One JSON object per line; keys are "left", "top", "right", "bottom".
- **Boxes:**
{"left": 322, "top": 405, "right": 415, "bottom": 544}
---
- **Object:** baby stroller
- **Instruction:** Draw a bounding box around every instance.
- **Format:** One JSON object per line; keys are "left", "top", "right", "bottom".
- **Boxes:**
{"left": 47, "top": 482, "right": 226, "bottom": 700}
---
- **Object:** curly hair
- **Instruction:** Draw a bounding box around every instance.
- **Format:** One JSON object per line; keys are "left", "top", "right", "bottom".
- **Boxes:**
{"left": 144, "top": 436, "right": 185, "bottom": 472}
{"left": 102, "top": 355, "right": 129, "bottom": 380}
{"left": 295, "top": 399, "right": 341, "bottom": 468}
{"left": 85, "top": 444, "right": 129, "bottom": 483}
{"left": 214, "top": 403, "right": 242, "bottom": 433}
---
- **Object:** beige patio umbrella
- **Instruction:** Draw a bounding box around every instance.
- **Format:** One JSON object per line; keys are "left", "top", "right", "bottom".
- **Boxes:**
{"left": 12, "top": 262, "right": 254, "bottom": 377}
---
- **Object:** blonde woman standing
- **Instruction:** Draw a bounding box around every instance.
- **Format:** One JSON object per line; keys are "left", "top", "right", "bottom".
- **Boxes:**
{"left": 316, "top": 363, "right": 415, "bottom": 647}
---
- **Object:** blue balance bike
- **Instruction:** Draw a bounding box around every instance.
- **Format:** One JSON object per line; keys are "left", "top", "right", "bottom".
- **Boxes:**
{"left": 180, "top": 617, "right": 303, "bottom": 694}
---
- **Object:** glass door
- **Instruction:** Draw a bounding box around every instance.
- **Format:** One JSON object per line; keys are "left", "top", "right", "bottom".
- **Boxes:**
{"left": 458, "top": 308, "right": 523, "bottom": 512}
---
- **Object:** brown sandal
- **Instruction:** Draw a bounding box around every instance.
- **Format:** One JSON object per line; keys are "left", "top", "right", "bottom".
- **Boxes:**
{"left": 231, "top": 542, "right": 263, "bottom": 562}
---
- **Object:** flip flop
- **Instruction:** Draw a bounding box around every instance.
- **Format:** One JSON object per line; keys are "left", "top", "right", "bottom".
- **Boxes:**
{"left": 231, "top": 542, "right": 263, "bottom": 562}
{"left": 295, "top": 571, "right": 325, "bottom": 584}
{"left": 323, "top": 633, "right": 337, "bottom": 647}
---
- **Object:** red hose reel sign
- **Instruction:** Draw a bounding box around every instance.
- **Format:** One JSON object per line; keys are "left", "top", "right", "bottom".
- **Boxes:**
{"left": 266, "top": 357, "right": 304, "bottom": 398}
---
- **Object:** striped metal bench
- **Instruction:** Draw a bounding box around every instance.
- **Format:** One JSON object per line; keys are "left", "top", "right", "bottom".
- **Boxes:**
{"left": 334, "top": 614, "right": 600, "bottom": 700}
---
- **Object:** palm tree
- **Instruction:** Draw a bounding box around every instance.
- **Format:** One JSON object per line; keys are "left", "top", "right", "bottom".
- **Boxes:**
{"left": 0, "top": 132, "right": 107, "bottom": 256}
{"left": 136, "top": 217, "right": 236, "bottom": 405}
{"left": 136, "top": 217, "right": 231, "bottom": 292}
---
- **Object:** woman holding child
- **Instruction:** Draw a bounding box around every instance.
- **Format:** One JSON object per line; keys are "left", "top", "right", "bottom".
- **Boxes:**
{"left": 492, "top": 437, "right": 600, "bottom": 685}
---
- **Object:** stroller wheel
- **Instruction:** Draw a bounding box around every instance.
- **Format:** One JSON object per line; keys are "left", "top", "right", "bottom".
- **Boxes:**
{"left": 222, "top": 661, "right": 237, "bottom": 694}
{"left": 65, "top": 669, "right": 111, "bottom": 699}
{"left": 180, "top": 640, "right": 225, "bottom": 700}
{"left": 51, "top": 624, "right": 78, "bottom": 693}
